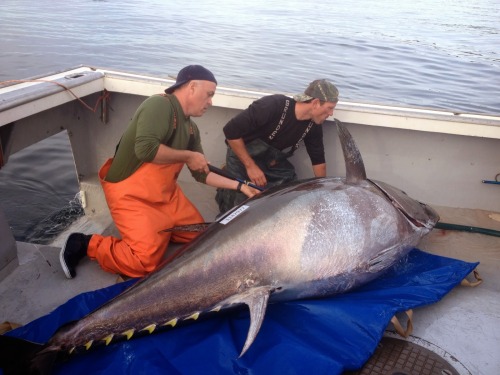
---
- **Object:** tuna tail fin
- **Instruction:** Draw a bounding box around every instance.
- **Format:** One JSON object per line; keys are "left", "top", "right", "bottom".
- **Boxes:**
{"left": 0, "top": 335, "right": 56, "bottom": 375}
{"left": 335, "top": 119, "right": 367, "bottom": 184}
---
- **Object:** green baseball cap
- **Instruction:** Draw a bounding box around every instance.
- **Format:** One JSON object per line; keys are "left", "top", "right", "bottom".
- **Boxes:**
{"left": 294, "top": 79, "right": 339, "bottom": 103}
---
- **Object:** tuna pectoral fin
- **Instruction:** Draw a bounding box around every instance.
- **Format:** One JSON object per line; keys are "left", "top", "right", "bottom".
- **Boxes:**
{"left": 238, "top": 286, "right": 272, "bottom": 357}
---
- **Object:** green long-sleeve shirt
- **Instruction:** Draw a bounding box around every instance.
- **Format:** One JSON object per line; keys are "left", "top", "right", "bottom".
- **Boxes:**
{"left": 105, "top": 94, "right": 207, "bottom": 183}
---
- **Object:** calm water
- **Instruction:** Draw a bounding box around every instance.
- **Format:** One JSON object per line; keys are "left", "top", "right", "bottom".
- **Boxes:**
{"left": 1, "top": 0, "right": 499, "bottom": 242}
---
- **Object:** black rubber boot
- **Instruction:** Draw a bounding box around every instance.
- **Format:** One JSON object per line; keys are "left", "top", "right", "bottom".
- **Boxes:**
{"left": 59, "top": 233, "right": 92, "bottom": 279}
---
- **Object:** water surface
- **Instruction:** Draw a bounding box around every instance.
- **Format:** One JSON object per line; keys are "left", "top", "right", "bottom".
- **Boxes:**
{"left": 1, "top": 0, "right": 499, "bottom": 241}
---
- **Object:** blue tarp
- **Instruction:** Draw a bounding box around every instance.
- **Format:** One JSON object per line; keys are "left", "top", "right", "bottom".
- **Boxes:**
{"left": 7, "top": 249, "right": 478, "bottom": 374}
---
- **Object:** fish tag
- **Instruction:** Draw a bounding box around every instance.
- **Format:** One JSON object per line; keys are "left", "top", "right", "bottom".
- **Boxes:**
{"left": 219, "top": 205, "right": 249, "bottom": 225}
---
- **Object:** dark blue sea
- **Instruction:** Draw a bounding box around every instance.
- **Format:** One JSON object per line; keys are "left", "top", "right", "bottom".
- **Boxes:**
{"left": 1, "top": 0, "right": 499, "bottom": 242}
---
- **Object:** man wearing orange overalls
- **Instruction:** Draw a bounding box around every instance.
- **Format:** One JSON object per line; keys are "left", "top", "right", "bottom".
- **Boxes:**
{"left": 60, "top": 65, "right": 258, "bottom": 279}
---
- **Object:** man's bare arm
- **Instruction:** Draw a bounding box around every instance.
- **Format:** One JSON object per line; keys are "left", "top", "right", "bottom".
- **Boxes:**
{"left": 152, "top": 144, "right": 209, "bottom": 174}
{"left": 312, "top": 163, "right": 326, "bottom": 177}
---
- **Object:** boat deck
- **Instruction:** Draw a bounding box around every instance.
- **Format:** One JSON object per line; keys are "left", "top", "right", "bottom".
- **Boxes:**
{"left": 1, "top": 66, "right": 499, "bottom": 374}
{"left": 0, "top": 216, "right": 119, "bottom": 327}
{"left": 0, "top": 205, "right": 499, "bottom": 375}
{"left": 406, "top": 206, "right": 500, "bottom": 375}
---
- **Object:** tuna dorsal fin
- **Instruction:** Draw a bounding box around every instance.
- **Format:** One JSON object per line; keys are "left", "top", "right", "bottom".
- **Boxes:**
{"left": 238, "top": 286, "right": 271, "bottom": 357}
{"left": 336, "top": 119, "right": 367, "bottom": 184}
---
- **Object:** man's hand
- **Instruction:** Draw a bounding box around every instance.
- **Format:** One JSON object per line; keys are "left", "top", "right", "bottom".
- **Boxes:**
{"left": 186, "top": 151, "right": 209, "bottom": 174}
{"left": 226, "top": 138, "right": 267, "bottom": 186}
{"left": 246, "top": 164, "right": 267, "bottom": 187}
{"left": 240, "top": 183, "right": 261, "bottom": 198}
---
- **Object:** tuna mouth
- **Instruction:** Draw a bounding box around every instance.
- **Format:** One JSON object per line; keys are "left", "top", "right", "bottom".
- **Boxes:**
{"left": 420, "top": 203, "right": 440, "bottom": 229}
{"left": 368, "top": 179, "right": 440, "bottom": 231}
{"left": 399, "top": 201, "right": 440, "bottom": 230}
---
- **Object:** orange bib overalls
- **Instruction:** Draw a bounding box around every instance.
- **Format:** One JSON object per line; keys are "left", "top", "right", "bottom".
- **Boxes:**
{"left": 87, "top": 158, "right": 203, "bottom": 277}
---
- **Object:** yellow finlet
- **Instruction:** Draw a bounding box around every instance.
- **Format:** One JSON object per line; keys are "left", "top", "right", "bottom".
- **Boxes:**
{"left": 84, "top": 340, "right": 94, "bottom": 351}
{"left": 69, "top": 347, "right": 75, "bottom": 355}
{"left": 121, "top": 329, "right": 135, "bottom": 340}
{"left": 210, "top": 306, "right": 222, "bottom": 312}
{"left": 184, "top": 312, "right": 200, "bottom": 321}
{"left": 163, "top": 318, "right": 178, "bottom": 327}
{"left": 141, "top": 324, "right": 157, "bottom": 334}
{"left": 102, "top": 334, "right": 114, "bottom": 346}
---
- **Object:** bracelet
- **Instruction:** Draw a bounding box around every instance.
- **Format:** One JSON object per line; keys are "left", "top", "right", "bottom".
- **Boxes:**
{"left": 237, "top": 182, "right": 243, "bottom": 191}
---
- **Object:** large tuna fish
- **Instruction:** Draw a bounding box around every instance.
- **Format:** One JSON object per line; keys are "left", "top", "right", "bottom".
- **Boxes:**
{"left": 0, "top": 121, "right": 439, "bottom": 374}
